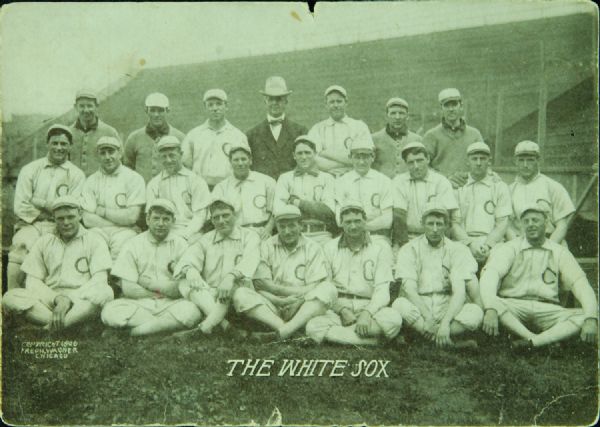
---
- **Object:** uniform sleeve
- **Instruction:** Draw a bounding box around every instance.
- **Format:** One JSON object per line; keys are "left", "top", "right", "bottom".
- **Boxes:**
{"left": 20, "top": 237, "right": 49, "bottom": 280}
{"left": 450, "top": 243, "right": 478, "bottom": 283}
{"left": 265, "top": 176, "right": 277, "bottom": 214}
{"left": 557, "top": 247, "right": 588, "bottom": 291}
{"left": 482, "top": 242, "right": 515, "bottom": 278}
{"left": 253, "top": 240, "right": 273, "bottom": 281}
{"left": 87, "top": 234, "right": 112, "bottom": 275}
{"left": 365, "top": 245, "right": 393, "bottom": 314}
{"left": 549, "top": 180, "right": 576, "bottom": 222}
{"left": 274, "top": 174, "right": 291, "bottom": 212}
{"left": 394, "top": 243, "right": 418, "bottom": 281}
{"left": 355, "top": 120, "right": 374, "bottom": 146}
{"left": 421, "top": 130, "right": 438, "bottom": 161}
{"left": 190, "top": 174, "right": 211, "bottom": 212}
{"left": 321, "top": 173, "right": 337, "bottom": 213}
{"left": 126, "top": 172, "right": 146, "bottom": 206}
{"left": 173, "top": 239, "right": 206, "bottom": 277}
{"left": 123, "top": 133, "right": 137, "bottom": 169}
{"left": 79, "top": 176, "right": 98, "bottom": 213}
{"left": 392, "top": 177, "right": 408, "bottom": 210}
{"left": 437, "top": 175, "right": 459, "bottom": 210}
{"left": 181, "top": 132, "right": 194, "bottom": 170}
{"left": 146, "top": 178, "right": 158, "bottom": 211}
{"left": 452, "top": 188, "right": 464, "bottom": 225}
{"left": 13, "top": 164, "right": 41, "bottom": 223}
{"left": 67, "top": 167, "right": 86, "bottom": 198}
{"left": 111, "top": 241, "right": 139, "bottom": 283}
{"left": 494, "top": 181, "right": 513, "bottom": 219}
{"left": 233, "top": 230, "right": 262, "bottom": 279}
{"left": 379, "top": 175, "right": 394, "bottom": 210}
{"left": 304, "top": 242, "right": 328, "bottom": 286}
{"left": 307, "top": 124, "right": 323, "bottom": 153}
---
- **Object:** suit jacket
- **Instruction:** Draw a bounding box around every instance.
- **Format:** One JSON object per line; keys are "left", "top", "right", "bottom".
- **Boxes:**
{"left": 246, "top": 117, "right": 308, "bottom": 180}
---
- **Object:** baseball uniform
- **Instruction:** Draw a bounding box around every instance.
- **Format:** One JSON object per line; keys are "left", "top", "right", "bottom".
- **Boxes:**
{"left": 372, "top": 126, "right": 422, "bottom": 178}
{"left": 69, "top": 119, "right": 120, "bottom": 177}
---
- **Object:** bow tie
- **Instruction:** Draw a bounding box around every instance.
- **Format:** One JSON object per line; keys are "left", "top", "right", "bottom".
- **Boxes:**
{"left": 268, "top": 119, "right": 283, "bottom": 126}
{"left": 294, "top": 169, "right": 319, "bottom": 177}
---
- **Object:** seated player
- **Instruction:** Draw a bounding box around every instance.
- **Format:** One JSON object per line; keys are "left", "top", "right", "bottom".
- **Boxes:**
{"left": 233, "top": 205, "right": 338, "bottom": 340}
{"left": 211, "top": 144, "right": 276, "bottom": 240}
{"left": 392, "top": 202, "right": 483, "bottom": 347}
{"left": 146, "top": 135, "right": 211, "bottom": 243}
{"left": 3, "top": 196, "right": 113, "bottom": 332}
{"left": 101, "top": 199, "right": 201, "bottom": 336}
{"left": 80, "top": 136, "right": 146, "bottom": 259}
{"left": 305, "top": 202, "right": 403, "bottom": 345}
{"left": 274, "top": 135, "right": 336, "bottom": 245}
{"left": 480, "top": 203, "right": 598, "bottom": 349}
{"left": 174, "top": 196, "right": 261, "bottom": 334}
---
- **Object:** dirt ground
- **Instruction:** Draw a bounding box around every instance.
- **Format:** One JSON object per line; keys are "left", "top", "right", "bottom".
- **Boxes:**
{"left": 1, "top": 318, "right": 598, "bottom": 426}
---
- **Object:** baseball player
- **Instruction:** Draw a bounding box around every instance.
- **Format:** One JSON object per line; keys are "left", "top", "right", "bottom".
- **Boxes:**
{"left": 246, "top": 76, "right": 308, "bottom": 179}
{"left": 233, "top": 205, "right": 337, "bottom": 340}
{"left": 146, "top": 135, "right": 211, "bottom": 243}
{"left": 422, "top": 88, "right": 484, "bottom": 188}
{"left": 335, "top": 137, "right": 394, "bottom": 251}
{"left": 506, "top": 140, "right": 575, "bottom": 244}
{"left": 123, "top": 93, "right": 186, "bottom": 182}
{"left": 305, "top": 202, "right": 402, "bottom": 346}
{"left": 454, "top": 142, "right": 511, "bottom": 265}
{"left": 101, "top": 199, "right": 201, "bottom": 336}
{"left": 181, "top": 89, "right": 250, "bottom": 189}
{"left": 308, "top": 85, "right": 374, "bottom": 177}
{"left": 80, "top": 136, "right": 145, "bottom": 260}
{"left": 480, "top": 203, "right": 597, "bottom": 349}
{"left": 173, "top": 196, "right": 261, "bottom": 335}
{"left": 372, "top": 97, "right": 423, "bottom": 178}
{"left": 69, "top": 89, "right": 120, "bottom": 176}
{"left": 392, "top": 141, "right": 462, "bottom": 248}
{"left": 274, "top": 135, "right": 337, "bottom": 245}
{"left": 3, "top": 196, "right": 114, "bottom": 332}
{"left": 392, "top": 202, "right": 483, "bottom": 347}
{"left": 211, "top": 144, "right": 276, "bottom": 240}
{"left": 6, "top": 125, "right": 85, "bottom": 291}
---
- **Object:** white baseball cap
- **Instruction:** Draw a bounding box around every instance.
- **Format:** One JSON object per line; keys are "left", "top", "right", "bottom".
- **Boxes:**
{"left": 324, "top": 85, "right": 347, "bottom": 98}
{"left": 467, "top": 141, "right": 491, "bottom": 155}
{"left": 386, "top": 97, "right": 409, "bottom": 110}
{"left": 145, "top": 93, "right": 169, "bottom": 108}
{"left": 514, "top": 140, "right": 540, "bottom": 156}
{"left": 438, "top": 88, "right": 461, "bottom": 104}
{"left": 203, "top": 89, "right": 228, "bottom": 102}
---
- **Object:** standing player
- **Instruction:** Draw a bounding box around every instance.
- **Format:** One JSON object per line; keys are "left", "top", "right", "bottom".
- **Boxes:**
{"left": 69, "top": 89, "right": 120, "bottom": 176}
{"left": 6, "top": 125, "right": 85, "bottom": 291}
{"left": 101, "top": 199, "right": 201, "bottom": 336}
{"left": 246, "top": 76, "right": 308, "bottom": 179}
{"left": 146, "top": 135, "right": 211, "bottom": 243}
{"left": 182, "top": 89, "right": 249, "bottom": 189}
{"left": 372, "top": 97, "right": 422, "bottom": 178}
{"left": 275, "top": 135, "right": 337, "bottom": 244}
{"left": 3, "top": 196, "right": 114, "bottom": 332}
{"left": 308, "top": 85, "right": 373, "bottom": 177}
{"left": 80, "top": 136, "right": 145, "bottom": 260}
{"left": 123, "top": 92, "right": 186, "bottom": 182}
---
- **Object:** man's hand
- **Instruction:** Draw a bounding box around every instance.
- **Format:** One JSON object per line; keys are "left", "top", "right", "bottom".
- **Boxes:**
{"left": 423, "top": 317, "right": 437, "bottom": 341}
{"left": 51, "top": 295, "right": 72, "bottom": 332}
{"left": 259, "top": 225, "right": 273, "bottom": 241}
{"left": 217, "top": 275, "right": 235, "bottom": 303}
{"left": 580, "top": 318, "right": 598, "bottom": 343}
{"left": 355, "top": 311, "right": 372, "bottom": 337}
{"left": 435, "top": 322, "right": 453, "bottom": 347}
{"left": 448, "top": 172, "right": 468, "bottom": 189}
{"left": 482, "top": 308, "right": 499, "bottom": 336}
{"left": 31, "top": 197, "right": 47, "bottom": 211}
{"left": 279, "top": 297, "right": 304, "bottom": 321}
{"left": 340, "top": 307, "right": 357, "bottom": 326}
{"left": 276, "top": 295, "right": 302, "bottom": 306}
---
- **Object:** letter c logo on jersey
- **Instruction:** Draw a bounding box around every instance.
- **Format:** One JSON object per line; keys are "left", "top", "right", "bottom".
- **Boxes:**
{"left": 221, "top": 142, "right": 231, "bottom": 156}
{"left": 484, "top": 200, "right": 496, "bottom": 215}
{"left": 363, "top": 259, "right": 375, "bottom": 281}
{"left": 234, "top": 254, "right": 242, "bottom": 266}
{"left": 55, "top": 184, "right": 69, "bottom": 197}
{"left": 75, "top": 257, "right": 90, "bottom": 274}
{"left": 115, "top": 193, "right": 127, "bottom": 208}
{"left": 253, "top": 195, "right": 267, "bottom": 209}
{"left": 294, "top": 264, "right": 306, "bottom": 281}
{"left": 182, "top": 191, "right": 192, "bottom": 206}
{"left": 371, "top": 193, "right": 381, "bottom": 209}
{"left": 542, "top": 267, "right": 557, "bottom": 285}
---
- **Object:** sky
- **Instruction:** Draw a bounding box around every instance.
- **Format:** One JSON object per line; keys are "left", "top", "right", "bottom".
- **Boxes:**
{"left": 0, "top": 1, "right": 594, "bottom": 118}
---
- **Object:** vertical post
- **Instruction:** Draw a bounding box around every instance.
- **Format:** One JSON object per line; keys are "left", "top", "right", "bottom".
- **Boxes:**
{"left": 33, "top": 134, "right": 38, "bottom": 160}
{"left": 494, "top": 88, "right": 504, "bottom": 164}
{"left": 537, "top": 40, "right": 547, "bottom": 148}
{"left": 485, "top": 75, "right": 492, "bottom": 139}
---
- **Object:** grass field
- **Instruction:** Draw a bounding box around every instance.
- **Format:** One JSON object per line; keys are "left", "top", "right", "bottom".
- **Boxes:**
{"left": 2, "top": 316, "right": 598, "bottom": 426}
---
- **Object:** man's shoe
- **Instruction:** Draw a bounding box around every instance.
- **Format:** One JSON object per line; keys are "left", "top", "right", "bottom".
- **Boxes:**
{"left": 249, "top": 331, "right": 279, "bottom": 343}
{"left": 510, "top": 338, "right": 534, "bottom": 354}
{"left": 452, "top": 339, "right": 479, "bottom": 350}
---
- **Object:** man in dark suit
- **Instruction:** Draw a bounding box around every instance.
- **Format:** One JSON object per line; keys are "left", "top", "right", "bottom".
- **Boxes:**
{"left": 246, "top": 76, "right": 308, "bottom": 180}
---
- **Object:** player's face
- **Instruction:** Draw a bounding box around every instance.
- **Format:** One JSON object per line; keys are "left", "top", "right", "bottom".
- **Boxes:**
{"left": 467, "top": 153, "right": 490, "bottom": 180}
{"left": 146, "top": 106, "right": 168, "bottom": 128}
{"left": 75, "top": 98, "right": 98, "bottom": 124}
{"left": 514, "top": 154, "right": 539, "bottom": 181}
{"left": 341, "top": 211, "right": 366, "bottom": 238}
{"left": 406, "top": 152, "right": 429, "bottom": 180}
{"left": 521, "top": 211, "right": 546, "bottom": 244}
{"left": 350, "top": 150, "right": 374, "bottom": 176}
{"left": 159, "top": 148, "right": 182, "bottom": 175}
{"left": 230, "top": 150, "right": 252, "bottom": 180}
{"left": 265, "top": 96, "right": 288, "bottom": 118}
{"left": 147, "top": 209, "right": 174, "bottom": 241}
{"left": 211, "top": 206, "right": 235, "bottom": 236}
{"left": 293, "top": 143, "right": 317, "bottom": 170}
{"left": 47, "top": 134, "right": 71, "bottom": 165}
{"left": 423, "top": 214, "right": 447, "bottom": 247}
{"left": 54, "top": 207, "right": 81, "bottom": 241}
{"left": 276, "top": 218, "right": 302, "bottom": 247}
{"left": 441, "top": 99, "right": 463, "bottom": 123}
{"left": 386, "top": 106, "right": 409, "bottom": 130}
{"left": 205, "top": 99, "right": 228, "bottom": 122}
{"left": 325, "top": 92, "right": 347, "bottom": 121}
{"left": 97, "top": 146, "right": 121, "bottom": 174}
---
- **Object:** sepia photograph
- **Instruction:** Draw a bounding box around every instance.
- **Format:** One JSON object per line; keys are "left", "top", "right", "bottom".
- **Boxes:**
{"left": 1, "top": 1, "right": 598, "bottom": 426}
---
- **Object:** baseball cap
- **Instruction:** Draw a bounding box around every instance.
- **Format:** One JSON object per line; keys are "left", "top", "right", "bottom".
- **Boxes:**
{"left": 519, "top": 202, "right": 548, "bottom": 219}
{"left": 274, "top": 205, "right": 301, "bottom": 221}
{"left": 401, "top": 141, "right": 428, "bottom": 160}
{"left": 145, "top": 93, "right": 169, "bottom": 108}
{"left": 514, "top": 140, "right": 540, "bottom": 156}
{"left": 422, "top": 200, "right": 449, "bottom": 220}
{"left": 228, "top": 141, "right": 252, "bottom": 157}
{"left": 467, "top": 141, "right": 491, "bottom": 156}
{"left": 51, "top": 195, "right": 80, "bottom": 211}
{"left": 46, "top": 124, "right": 73, "bottom": 144}
{"left": 147, "top": 198, "right": 176, "bottom": 216}
{"left": 324, "top": 85, "right": 347, "bottom": 98}
{"left": 96, "top": 136, "right": 122, "bottom": 149}
{"left": 75, "top": 89, "right": 98, "bottom": 103}
{"left": 210, "top": 195, "right": 236, "bottom": 212}
{"left": 156, "top": 135, "right": 181, "bottom": 151}
{"left": 438, "top": 88, "right": 461, "bottom": 105}
{"left": 260, "top": 76, "right": 292, "bottom": 97}
{"left": 349, "top": 138, "right": 375, "bottom": 152}
{"left": 386, "top": 97, "right": 409, "bottom": 110}
{"left": 340, "top": 200, "right": 365, "bottom": 217}
{"left": 203, "top": 89, "right": 228, "bottom": 102}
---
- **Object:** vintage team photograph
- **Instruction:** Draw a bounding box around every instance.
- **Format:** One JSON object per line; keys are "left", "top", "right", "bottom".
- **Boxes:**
{"left": 1, "top": 1, "right": 598, "bottom": 426}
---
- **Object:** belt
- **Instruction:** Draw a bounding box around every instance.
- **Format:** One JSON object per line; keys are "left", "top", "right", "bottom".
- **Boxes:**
{"left": 302, "top": 223, "right": 326, "bottom": 233}
{"left": 369, "top": 229, "right": 391, "bottom": 238}
{"left": 338, "top": 292, "right": 370, "bottom": 300}
{"left": 243, "top": 220, "right": 269, "bottom": 228}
